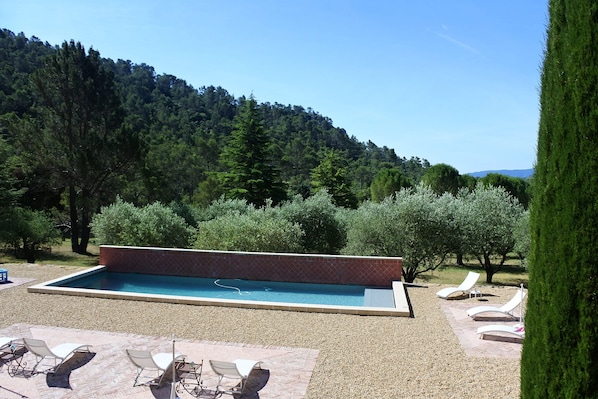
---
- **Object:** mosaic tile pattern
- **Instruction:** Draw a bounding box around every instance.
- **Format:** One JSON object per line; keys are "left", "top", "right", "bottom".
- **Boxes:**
{"left": 100, "top": 246, "right": 402, "bottom": 287}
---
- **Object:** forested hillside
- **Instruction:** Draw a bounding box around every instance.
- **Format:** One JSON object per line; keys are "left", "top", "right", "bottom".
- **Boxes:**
{"left": 1, "top": 29, "right": 531, "bottom": 276}
{"left": 0, "top": 29, "right": 429, "bottom": 209}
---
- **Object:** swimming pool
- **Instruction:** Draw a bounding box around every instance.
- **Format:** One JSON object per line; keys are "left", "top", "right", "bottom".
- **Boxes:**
{"left": 29, "top": 266, "right": 411, "bottom": 316}
{"left": 52, "top": 271, "right": 374, "bottom": 306}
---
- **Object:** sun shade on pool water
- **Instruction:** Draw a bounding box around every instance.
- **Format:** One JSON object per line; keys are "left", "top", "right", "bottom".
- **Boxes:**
{"left": 50, "top": 271, "right": 394, "bottom": 307}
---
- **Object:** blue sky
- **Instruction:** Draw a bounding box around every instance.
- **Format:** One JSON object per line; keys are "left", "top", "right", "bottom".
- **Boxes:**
{"left": 2, "top": 1, "right": 547, "bottom": 173}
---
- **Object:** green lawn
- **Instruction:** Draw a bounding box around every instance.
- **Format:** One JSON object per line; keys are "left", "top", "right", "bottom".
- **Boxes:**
{"left": 0, "top": 242, "right": 99, "bottom": 267}
{"left": 416, "top": 255, "right": 528, "bottom": 287}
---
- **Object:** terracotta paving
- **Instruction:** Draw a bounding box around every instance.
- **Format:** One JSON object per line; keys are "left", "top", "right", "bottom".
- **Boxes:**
{"left": 439, "top": 298, "right": 524, "bottom": 359}
{"left": 0, "top": 324, "right": 319, "bottom": 399}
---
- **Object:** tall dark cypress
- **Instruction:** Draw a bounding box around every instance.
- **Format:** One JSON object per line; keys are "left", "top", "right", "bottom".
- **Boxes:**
{"left": 220, "top": 96, "right": 286, "bottom": 207}
{"left": 521, "top": 1, "right": 598, "bottom": 397}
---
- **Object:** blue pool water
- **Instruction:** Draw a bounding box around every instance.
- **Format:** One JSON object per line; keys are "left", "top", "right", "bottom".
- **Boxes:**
{"left": 51, "top": 271, "right": 379, "bottom": 307}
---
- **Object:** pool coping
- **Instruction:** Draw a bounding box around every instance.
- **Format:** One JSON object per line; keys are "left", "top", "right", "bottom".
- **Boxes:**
{"left": 28, "top": 266, "right": 411, "bottom": 317}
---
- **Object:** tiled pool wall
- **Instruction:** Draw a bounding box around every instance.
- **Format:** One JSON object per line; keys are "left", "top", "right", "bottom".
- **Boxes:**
{"left": 99, "top": 245, "right": 402, "bottom": 287}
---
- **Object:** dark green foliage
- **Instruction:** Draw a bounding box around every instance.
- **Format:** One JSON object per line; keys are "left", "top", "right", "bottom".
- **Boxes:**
{"left": 480, "top": 173, "right": 531, "bottom": 208}
{"left": 11, "top": 40, "right": 140, "bottom": 254}
{"left": 311, "top": 150, "right": 358, "bottom": 208}
{"left": 0, "top": 135, "right": 21, "bottom": 209}
{"left": 0, "top": 207, "right": 60, "bottom": 263}
{"left": 521, "top": 1, "right": 598, "bottom": 397}
{"left": 370, "top": 167, "right": 413, "bottom": 202}
{"left": 220, "top": 96, "right": 286, "bottom": 207}
{"left": 0, "top": 30, "right": 54, "bottom": 117}
{"left": 420, "top": 163, "right": 465, "bottom": 195}
{"left": 0, "top": 28, "right": 434, "bottom": 255}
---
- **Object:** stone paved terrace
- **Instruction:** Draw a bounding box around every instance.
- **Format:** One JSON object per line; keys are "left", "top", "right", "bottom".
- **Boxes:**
{"left": 0, "top": 324, "right": 318, "bottom": 399}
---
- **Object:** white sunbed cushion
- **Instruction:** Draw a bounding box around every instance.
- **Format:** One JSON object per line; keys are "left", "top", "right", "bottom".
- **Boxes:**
{"left": 467, "top": 305, "right": 507, "bottom": 317}
{"left": 233, "top": 359, "right": 262, "bottom": 378}
{"left": 51, "top": 343, "right": 91, "bottom": 359}
{"left": 476, "top": 324, "right": 524, "bottom": 337}
{"left": 152, "top": 352, "right": 184, "bottom": 370}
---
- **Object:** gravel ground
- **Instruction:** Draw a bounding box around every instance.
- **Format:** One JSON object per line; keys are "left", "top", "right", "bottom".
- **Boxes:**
{"left": 0, "top": 263, "right": 520, "bottom": 398}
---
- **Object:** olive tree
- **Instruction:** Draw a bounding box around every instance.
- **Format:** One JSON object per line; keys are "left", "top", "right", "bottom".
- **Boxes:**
{"left": 513, "top": 209, "right": 530, "bottom": 268}
{"left": 194, "top": 205, "right": 303, "bottom": 253}
{"left": 456, "top": 185, "right": 524, "bottom": 283}
{"left": 394, "top": 186, "right": 457, "bottom": 283}
{"left": 343, "top": 185, "right": 456, "bottom": 283}
{"left": 276, "top": 190, "right": 345, "bottom": 254}
{"left": 91, "top": 198, "right": 194, "bottom": 248}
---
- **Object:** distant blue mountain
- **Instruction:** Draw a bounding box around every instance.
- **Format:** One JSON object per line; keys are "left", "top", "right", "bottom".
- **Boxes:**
{"left": 467, "top": 169, "right": 534, "bottom": 178}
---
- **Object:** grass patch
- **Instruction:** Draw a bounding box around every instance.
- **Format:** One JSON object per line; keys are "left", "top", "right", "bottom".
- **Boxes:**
{"left": 0, "top": 241, "right": 99, "bottom": 267}
{"left": 415, "top": 255, "right": 528, "bottom": 287}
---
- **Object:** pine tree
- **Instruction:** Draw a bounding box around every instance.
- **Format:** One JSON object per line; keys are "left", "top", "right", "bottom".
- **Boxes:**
{"left": 520, "top": 1, "right": 598, "bottom": 397}
{"left": 220, "top": 96, "right": 286, "bottom": 207}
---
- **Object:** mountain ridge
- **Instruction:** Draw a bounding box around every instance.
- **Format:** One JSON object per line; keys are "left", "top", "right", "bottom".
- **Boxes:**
{"left": 467, "top": 169, "right": 534, "bottom": 178}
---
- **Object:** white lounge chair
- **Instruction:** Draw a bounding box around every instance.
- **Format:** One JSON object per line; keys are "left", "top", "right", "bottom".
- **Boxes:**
{"left": 436, "top": 271, "right": 480, "bottom": 299}
{"left": 126, "top": 349, "right": 185, "bottom": 387}
{"left": 466, "top": 288, "right": 526, "bottom": 320}
{"left": 477, "top": 324, "right": 525, "bottom": 339}
{"left": 209, "top": 359, "right": 262, "bottom": 395}
{"left": 22, "top": 337, "right": 92, "bottom": 374}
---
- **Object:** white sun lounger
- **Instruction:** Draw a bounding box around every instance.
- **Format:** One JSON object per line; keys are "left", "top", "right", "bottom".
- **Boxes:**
{"left": 436, "top": 271, "right": 480, "bottom": 299}
{"left": 209, "top": 359, "right": 262, "bottom": 395}
{"left": 466, "top": 289, "right": 526, "bottom": 319}
{"left": 23, "top": 338, "right": 92, "bottom": 373}
{"left": 126, "top": 349, "right": 185, "bottom": 386}
{"left": 477, "top": 324, "right": 525, "bottom": 339}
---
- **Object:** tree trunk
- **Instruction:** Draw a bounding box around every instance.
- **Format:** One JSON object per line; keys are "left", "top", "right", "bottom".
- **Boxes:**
{"left": 69, "top": 184, "right": 80, "bottom": 253}
{"left": 79, "top": 207, "right": 91, "bottom": 254}
{"left": 484, "top": 254, "right": 494, "bottom": 284}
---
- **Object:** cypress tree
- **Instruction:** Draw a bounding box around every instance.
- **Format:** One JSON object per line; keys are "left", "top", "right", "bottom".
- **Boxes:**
{"left": 521, "top": 1, "right": 598, "bottom": 397}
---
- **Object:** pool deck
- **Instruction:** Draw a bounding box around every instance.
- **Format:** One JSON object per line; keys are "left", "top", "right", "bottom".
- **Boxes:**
{"left": 0, "top": 324, "right": 319, "bottom": 399}
{"left": 27, "top": 266, "right": 411, "bottom": 317}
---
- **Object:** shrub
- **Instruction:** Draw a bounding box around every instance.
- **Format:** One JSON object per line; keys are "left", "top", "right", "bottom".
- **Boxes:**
{"left": 194, "top": 207, "right": 303, "bottom": 253}
{"left": 91, "top": 198, "right": 194, "bottom": 248}
{"left": 0, "top": 207, "right": 60, "bottom": 263}
{"left": 277, "top": 190, "right": 346, "bottom": 254}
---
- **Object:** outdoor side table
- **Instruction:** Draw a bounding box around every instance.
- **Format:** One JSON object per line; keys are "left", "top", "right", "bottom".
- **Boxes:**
{"left": 469, "top": 289, "right": 481, "bottom": 299}
{"left": 0, "top": 341, "right": 28, "bottom": 377}
{"left": 176, "top": 359, "right": 205, "bottom": 396}
{"left": 0, "top": 269, "right": 7, "bottom": 283}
